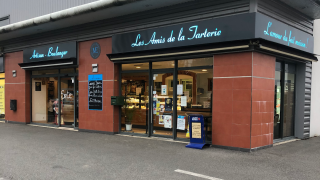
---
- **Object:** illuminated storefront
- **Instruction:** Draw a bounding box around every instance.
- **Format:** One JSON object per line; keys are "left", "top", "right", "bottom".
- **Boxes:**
{"left": 2, "top": 6, "right": 316, "bottom": 151}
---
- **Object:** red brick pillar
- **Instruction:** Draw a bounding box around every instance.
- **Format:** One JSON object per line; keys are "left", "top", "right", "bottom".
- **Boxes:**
{"left": 5, "top": 51, "right": 31, "bottom": 123}
{"left": 212, "top": 52, "right": 275, "bottom": 150}
{"left": 78, "top": 38, "right": 119, "bottom": 133}
{"left": 251, "top": 52, "right": 275, "bottom": 148}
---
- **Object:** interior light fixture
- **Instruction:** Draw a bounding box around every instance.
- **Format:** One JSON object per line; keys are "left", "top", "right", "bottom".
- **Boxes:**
{"left": 136, "top": 66, "right": 141, "bottom": 69}
{"left": 202, "top": 69, "right": 207, "bottom": 72}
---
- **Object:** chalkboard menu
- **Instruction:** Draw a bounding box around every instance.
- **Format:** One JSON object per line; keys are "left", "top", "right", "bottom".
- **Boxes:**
{"left": 88, "top": 74, "right": 103, "bottom": 110}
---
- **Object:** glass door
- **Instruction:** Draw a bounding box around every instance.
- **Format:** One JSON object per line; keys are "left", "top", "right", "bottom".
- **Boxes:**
{"left": 151, "top": 72, "right": 174, "bottom": 138}
{"left": 60, "top": 77, "right": 76, "bottom": 127}
{"left": 274, "top": 62, "right": 295, "bottom": 139}
{"left": 121, "top": 72, "right": 149, "bottom": 135}
{"left": 274, "top": 63, "right": 281, "bottom": 139}
{"left": 283, "top": 64, "right": 295, "bottom": 137}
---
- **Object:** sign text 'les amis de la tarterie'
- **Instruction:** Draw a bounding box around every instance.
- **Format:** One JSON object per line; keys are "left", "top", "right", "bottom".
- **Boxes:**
{"left": 112, "top": 13, "right": 256, "bottom": 54}
{"left": 23, "top": 41, "right": 77, "bottom": 63}
{"left": 131, "top": 25, "right": 222, "bottom": 48}
{"left": 112, "top": 13, "right": 314, "bottom": 54}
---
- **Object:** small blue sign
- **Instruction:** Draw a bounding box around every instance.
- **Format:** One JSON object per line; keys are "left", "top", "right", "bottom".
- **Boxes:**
{"left": 186, "top": 114, "right": 206, "bottom": 149}
{"left": 90, "top": 42, "right": 101, "bottom": 59}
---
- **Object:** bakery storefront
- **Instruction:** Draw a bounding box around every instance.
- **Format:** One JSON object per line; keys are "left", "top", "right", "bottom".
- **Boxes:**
{"left": 108, "top": 12, "right": 316, "bottom": 150}
{"left": 20, "top": 41, "right": 78, "bottom": 127}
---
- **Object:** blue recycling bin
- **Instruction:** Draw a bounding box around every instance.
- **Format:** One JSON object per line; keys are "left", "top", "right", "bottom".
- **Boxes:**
{"left": 186, "top": 114, "right": 206, "bottom": 149}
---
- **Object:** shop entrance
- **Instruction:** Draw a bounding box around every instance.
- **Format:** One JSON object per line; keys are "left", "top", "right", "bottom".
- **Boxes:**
{"left": 151, "top": 71, "right": 174, "bottom": 138}
{"left": 274, "top": 62, "right": 296, "bottom": 139}
{"left": 31, "top": 68, "right": 78, "bottom": 128}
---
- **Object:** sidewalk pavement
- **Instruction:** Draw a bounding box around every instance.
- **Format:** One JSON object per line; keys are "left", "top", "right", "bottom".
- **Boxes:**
{"left": 0, "top": 122, "right": 320, "bottom": 180}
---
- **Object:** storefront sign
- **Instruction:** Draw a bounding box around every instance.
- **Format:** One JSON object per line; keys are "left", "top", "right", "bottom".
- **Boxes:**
{"left": 112, "top": 13, "right": 313, "bottom": 54}
{"left": 88, "top": 74, "right": 103, "bottom": 110}
{"left": 90, "top": 42, "right": 101, "bottom": 59}
{"left": 23, "top": 41, "right": 77, "bottom": 63}
{"left": 255, "top": 13, "right": 314, "bottom": 54}
{"left": 112, "top": 13, "right": 255, "bottom": 54}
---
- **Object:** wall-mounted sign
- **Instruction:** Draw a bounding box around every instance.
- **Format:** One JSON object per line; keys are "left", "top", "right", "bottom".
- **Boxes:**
{"left": 90, "top": 42, "right": 101, "bottom": 59}
{"left": 112, "top": 13, "right": 313, "bottom": 54}
{"left": 112, "top": 13, "right": 255, "bottom": 54}
{"left": 23, "top": 41, "right": 77, "bottom": 63}
{"left": 255, "top": 13, "right": 314, "bottom": 54}
{"left": 88, "top": 74, "right": 103, "bottom": 110}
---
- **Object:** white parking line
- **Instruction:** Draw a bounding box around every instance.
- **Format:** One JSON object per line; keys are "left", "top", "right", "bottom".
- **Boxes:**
{"left": 175, "top": 169, "right": 223, "bottom": 180}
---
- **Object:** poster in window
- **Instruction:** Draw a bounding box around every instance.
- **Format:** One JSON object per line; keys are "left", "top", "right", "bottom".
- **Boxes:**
{"left": 35, "top": 82, "right": 41, "bottom": 91}
{"left": 165, "top": 98, "right": 172, "bottom": 111}
{"left": 181, "top": 96, "right": 187, "bottom": 107}
{"left": 177, "top": 115, "right": 186, "bottom": 130}
{"left": 164, "top": 115, "right": 172, "bottom": 128}
{"left": 161, "top": 85, "right": 167, "bottom": 95}
{"left": 177, "top": 84, "right": 183, "bottom": 95}
{"left": 159, "top": 115, "right": 164, "bottom": 124}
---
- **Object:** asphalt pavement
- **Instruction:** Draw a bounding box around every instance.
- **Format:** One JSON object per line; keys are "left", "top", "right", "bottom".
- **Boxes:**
{"left": 0, "top": 122, "right": 320, "bottom": 180}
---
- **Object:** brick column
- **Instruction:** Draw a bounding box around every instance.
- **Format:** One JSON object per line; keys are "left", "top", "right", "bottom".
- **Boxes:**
{"left": 78, "top": 38, "right": 119, "bottom": 133}
{"left": 212, "top": 52, "right": 275, "bottom": 150}
{"left": 5, "top": 51, "right": 31, "bottom": 123}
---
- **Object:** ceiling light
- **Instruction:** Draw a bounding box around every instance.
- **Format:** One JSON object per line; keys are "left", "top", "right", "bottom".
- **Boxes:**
{"left": 136, "top": 66, "right": 141, "bottom": 69}
{"left": 202, "top": 69, "right": 207, "bottom": 72}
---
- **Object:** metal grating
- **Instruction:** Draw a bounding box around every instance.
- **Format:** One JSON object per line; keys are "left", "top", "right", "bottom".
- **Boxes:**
{"left": 304, "top": 62, "right": 312, "bottom": 138}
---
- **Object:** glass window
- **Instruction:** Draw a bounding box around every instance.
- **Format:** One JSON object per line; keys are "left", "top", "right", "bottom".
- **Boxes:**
{"left": 60, "top": 77, "right": 76, "bottom": 127}
{"left": 32, "top": 69, "right": 59, "bottom": 75}
{"left": 175, "top": 68, "right": 213, "bottom": 142}
{"left": 32, "top": 77, "right": 58, "bottom": 124}
{"left": 178, "top": 57, "right": 213, "bottom": 68}
{"left": 122, "top": 62, "right": 149, "bottom": 71}
{"left": 121, "top": 72, "right": 149, "bottom": 134}
{"left": 152, "top": 61, "right": 174, "bottom": 69}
